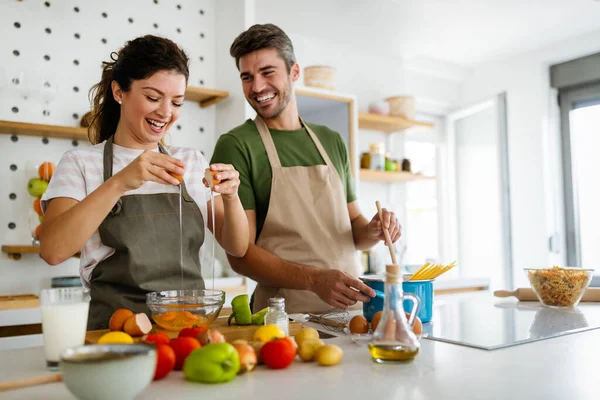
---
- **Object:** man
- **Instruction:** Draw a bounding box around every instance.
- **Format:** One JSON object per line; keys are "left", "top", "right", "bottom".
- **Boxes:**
{"left": 211, "top": 24, "right": 401, "bottom": 313}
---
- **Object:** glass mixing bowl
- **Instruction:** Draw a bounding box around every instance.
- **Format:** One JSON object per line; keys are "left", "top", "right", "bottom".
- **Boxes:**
{"left": 146, "top": 289, "right": 225, "bottom": 331}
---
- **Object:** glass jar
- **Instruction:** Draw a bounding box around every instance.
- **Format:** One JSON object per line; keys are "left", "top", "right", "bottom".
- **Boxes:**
{"left": 369, "top": 143, "right": 385, "bottom": 170}
{"left": 385, "top": 153, "right": 398, "bottom": 171}
{"left": 368, "top": 264, "right": 421, "bottom": 363}
{"left": 264, "top": 297, "right": 289, "bottom": 336}
{"left": 360, "top": 152, "right": 371, "bottom": 170}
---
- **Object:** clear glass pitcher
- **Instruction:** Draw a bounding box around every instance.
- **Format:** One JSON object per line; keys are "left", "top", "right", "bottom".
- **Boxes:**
{"left": 368, "top": 264, "right": 421, "bottom": 363}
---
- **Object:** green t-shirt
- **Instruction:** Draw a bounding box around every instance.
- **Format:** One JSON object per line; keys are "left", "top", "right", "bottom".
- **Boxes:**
{"left": 210, "top": 119, "right": 356, "bottom": 239}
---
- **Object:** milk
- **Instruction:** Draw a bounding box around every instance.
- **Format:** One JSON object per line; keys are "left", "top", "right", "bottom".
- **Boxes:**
{"left": 41, "top": 301, "right": 89, "bottom": 363}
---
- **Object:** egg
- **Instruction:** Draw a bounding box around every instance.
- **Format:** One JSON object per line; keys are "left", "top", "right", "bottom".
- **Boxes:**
{"left": 371, "top": 311, "right": 383, "bottom": 332}
{"left": 348, "top": 315, "right": 369, "bottom": 334}
{"left": 405, "top": 312, "right": 423, "bottom": 336}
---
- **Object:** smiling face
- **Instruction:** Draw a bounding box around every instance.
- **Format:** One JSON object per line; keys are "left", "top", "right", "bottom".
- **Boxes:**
{"left": 112, "top": 70, "right": 186, "bottom": 147}
{"left": 239, "top": 48, "right": 299, "bottom": 120}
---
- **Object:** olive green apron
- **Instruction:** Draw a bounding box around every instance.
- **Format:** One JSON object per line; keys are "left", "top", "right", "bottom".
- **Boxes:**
{"left": 252, "top": 116, "right": 361, "bottom": 314}
{"left": 87, "top": 135, "right": 205, "bottom": 330}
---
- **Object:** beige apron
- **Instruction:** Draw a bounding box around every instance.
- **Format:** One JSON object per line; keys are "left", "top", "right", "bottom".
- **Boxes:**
{"left": 252, "top": 116, "right": 361, "bottom": 314}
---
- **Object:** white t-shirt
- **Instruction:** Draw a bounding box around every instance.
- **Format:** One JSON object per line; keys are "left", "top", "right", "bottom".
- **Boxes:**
{"left": 41, "top": 141, "right": 213, "bottom": 287}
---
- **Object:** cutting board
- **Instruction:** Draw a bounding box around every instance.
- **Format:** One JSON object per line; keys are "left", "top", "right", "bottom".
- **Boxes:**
{"left": 494, "top": 287, "right": 600, "bottom": 302}
{"left": 86, "top": 317, "right": 303, "bottom": 344}
{"left": 0, "top": 295, "right": 40, "bottom": 311}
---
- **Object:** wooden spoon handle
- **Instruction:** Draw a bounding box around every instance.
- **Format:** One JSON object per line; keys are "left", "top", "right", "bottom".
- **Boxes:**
{"left": 0, "top": 372, "right": 63, "bottom": 392}
{"left": 375, "top": 201, "right": 398, "bottom": 266}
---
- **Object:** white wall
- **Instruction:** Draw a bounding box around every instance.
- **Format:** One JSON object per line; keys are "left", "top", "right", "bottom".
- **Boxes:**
{"left": 460, "top": 28, "right": 600, "bottom": 288}
{"left": 0, "top": 0, "right": 218, "bottom": 296}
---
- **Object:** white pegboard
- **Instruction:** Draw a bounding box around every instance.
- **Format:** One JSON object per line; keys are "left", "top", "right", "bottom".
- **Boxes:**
{"left": 0, "top": 0, "right": 220, "bottom": 296}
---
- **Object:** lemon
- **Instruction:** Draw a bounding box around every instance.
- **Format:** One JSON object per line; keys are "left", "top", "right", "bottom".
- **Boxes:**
{"left": 252, "top": 324, "right": 286, "bottom": 343}
{"left": 98, "top": 331, "right": 134, "bottom": 344}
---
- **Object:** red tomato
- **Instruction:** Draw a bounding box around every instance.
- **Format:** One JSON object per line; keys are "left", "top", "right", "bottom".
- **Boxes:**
{"left": 260, "top": 338, "right": 296, "bottom": 369}
{"left": 145, "top": 332, "right": 170, "bottom": 346}
{"left": 178, "top": 327, "right": 207, "bottom": 339}
{"left": 154, "top": 344, "right": 176, "bottom": 380}
{"left": 170, "top": 337, "right": 201, "bottom": 370}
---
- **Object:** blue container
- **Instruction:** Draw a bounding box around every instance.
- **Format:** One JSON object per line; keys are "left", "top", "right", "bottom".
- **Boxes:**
{"left": 359, "top": 275, "right": 434, "bottom": 323}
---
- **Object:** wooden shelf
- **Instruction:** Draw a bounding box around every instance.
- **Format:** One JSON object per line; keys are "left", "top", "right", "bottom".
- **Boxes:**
{"left": 0, "top": 86, "right": 228, "bottom": 142}
{"left": 0, "top": 120, "right": 88, "bottom": 141}
{"left": 359, "top": 169, "right": 435, "bottom": 183}
{"left": 1, "top": 245, "right": 81, "bottom": 261}
{"left": 358, "top": 112, "right": 434, "bottom": 133}
{"left": 1, "top": 245, "right": 40, "bottom": 261}
{"left": 0, "top": 294, "right": 39, "bottom": 311}
{"left": 185, "top": 87, "right": 229, "bottom": 108}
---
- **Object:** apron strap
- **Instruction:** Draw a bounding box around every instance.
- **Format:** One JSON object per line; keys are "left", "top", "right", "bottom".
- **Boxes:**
{"left": 103, "top": 135, "right": 115, "bottom": 182}
{"left": 254, "top": 116, "right": 335, "bottom": 169}
{"left": 103, "top": 136, "right": 122, "bottom": 215}
{"left": 254, "top": 116, "right": 282, "bottom": 168}
{"left": 300, "top": 117, "right": 335, "bottom": 169}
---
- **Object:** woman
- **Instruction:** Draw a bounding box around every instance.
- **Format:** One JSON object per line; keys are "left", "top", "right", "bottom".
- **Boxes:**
{"left": 39, "top": 35, "right": 249, "bottom": 330}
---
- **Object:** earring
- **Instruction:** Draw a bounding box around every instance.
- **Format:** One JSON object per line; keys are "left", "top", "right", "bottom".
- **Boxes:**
{"left": 117, "top": 100, "right": 122, "bottom": 105}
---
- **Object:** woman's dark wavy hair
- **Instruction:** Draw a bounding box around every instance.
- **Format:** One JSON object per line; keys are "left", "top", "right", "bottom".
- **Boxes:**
{"left": 88, "top": 35, "right": 189, "bottom": 144}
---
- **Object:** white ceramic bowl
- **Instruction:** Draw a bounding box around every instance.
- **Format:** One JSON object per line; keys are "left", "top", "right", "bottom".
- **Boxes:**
{"left": 60, "top": 344, "right": 156, "bottom": 400}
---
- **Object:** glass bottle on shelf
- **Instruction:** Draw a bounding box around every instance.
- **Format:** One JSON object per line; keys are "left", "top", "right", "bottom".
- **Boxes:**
{"left": 368, "top": 264, "right": 421, "bottom": 363}
{"left": 369, "top": 143, "right": 385, "bottom": 170}
{"left": 264, "top": 297, "right": 289, "bottom": 336}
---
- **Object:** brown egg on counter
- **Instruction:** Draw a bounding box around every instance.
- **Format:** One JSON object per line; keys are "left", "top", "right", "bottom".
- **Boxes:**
{"left": 371, "top": 311, "right": 383, "bottom": 332}
{"left": 348, "top": 315, "right": 369, "bottom": 334}
{"left": 405, "top": 312, "right": 423, "bottom": 336}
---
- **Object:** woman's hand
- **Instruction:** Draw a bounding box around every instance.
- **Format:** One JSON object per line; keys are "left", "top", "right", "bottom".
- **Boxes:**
{"left": 204, "top": 164, "right": 240, "bottom": 200}
{"left": 113, "top": 150, "right": 185, "bottom": 192}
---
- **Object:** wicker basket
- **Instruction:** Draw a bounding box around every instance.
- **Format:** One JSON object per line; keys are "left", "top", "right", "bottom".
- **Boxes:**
{"left": 303, "top": 65, "right": 336, "bottom": 91}
{"left": 385, "top": 96, "right": 415, "bottom": 119}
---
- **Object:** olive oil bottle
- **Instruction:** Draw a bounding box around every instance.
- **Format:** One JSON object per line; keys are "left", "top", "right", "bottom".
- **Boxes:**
{"left": 368, "top": 264, "right": 421, "bottom": 363}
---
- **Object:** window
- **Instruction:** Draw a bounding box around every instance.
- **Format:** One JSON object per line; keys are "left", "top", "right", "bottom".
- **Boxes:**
{"left": 404, "top": 141, "right": 439, "bottom": 266}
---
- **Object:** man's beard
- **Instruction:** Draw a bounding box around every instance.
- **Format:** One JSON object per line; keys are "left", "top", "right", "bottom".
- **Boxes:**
{"left": 251, "top": 79, "right": 292, "bottom": 120}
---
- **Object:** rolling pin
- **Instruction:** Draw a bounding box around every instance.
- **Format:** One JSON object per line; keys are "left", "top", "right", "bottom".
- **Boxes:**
{"left": 0, "top": 372, "right": 62, "bottom": 392}
{"left": 494, "top": 287, "right": 600, "bottom": 302}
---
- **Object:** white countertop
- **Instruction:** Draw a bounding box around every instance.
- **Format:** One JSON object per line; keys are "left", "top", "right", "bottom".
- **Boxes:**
{"left": 2, "top": 292, "right": 600, "bottom": 400}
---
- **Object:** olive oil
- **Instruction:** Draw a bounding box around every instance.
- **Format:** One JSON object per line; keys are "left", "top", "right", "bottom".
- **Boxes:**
{"left": 368, "top": 342, "right": 419, "bottom": 363}
{"left": 368, "top": 264, "right": 421, "bottom": 363}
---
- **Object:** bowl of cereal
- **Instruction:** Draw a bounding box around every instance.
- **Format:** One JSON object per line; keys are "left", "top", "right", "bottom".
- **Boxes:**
{"left": 525, "top": 266, "right": 594, "bottom": 308}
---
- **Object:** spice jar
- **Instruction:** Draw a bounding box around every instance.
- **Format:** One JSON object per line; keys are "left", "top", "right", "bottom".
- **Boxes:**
{"left": 401, "top": 158, "right": 412, "bottom": 172}
{"left": 369, "top": 143, "right": 385, "bottom": 170}
{"left": 360, "top": 152, "right": 371, "bottom": 170}
{"left": 385, "top": 153, "right": 397, "bottom": 171}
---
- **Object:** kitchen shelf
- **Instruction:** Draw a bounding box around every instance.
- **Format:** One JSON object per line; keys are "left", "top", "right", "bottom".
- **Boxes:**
{"left": 1, "top": 245, "right": 80, "bottom": 261}
{"left": 1, "top": 245, "right": 41, "bottom": 261}
{"left": 359, "top": 169, "right": 435, "bottom": 183}
{"left": 0, "top": 86, "right": 229, "bottom": 142}
{"left": 0, "top": 120, "right": 88, "bottom": 141}
{"left": 185, "top": 86, "right": 229, "bottom": 108}
{"left": 358, "top": 112, "right": 434, "bottom": 133}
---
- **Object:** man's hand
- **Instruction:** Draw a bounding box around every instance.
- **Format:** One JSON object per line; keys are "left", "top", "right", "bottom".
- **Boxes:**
{"left": 309, "top": 269, "right": 376, "bottom": 309}
{"left": 366, "top": 208, "right": 401, "bottom": 243}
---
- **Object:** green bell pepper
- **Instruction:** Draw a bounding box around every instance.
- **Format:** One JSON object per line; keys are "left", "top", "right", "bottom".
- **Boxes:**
{"left": 251, "top": 307, "right": 268, "bottom": 325}
{"left": 183, "top": 343, "right": 240, "bottom": 384}
{"left": 228, "top": 294, "right": 253, "bottom": 325}
{"left": 227, "top": 295, "right": 270, "bottom": 326}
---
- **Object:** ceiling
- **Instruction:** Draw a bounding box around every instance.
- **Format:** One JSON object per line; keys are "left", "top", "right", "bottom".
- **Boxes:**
{"left": 255, "top": 0, "right": 600, "bottom": 67}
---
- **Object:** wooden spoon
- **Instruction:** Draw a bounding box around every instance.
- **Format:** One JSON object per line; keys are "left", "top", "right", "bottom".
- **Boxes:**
{"left": 375, "top": 201, "right": 397, "bottom": 265}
